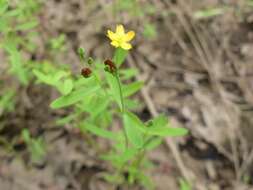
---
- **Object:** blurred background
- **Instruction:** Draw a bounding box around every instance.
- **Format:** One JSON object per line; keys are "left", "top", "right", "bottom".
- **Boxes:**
{"left": 1, "top": 0, "right": 253, "bottom": 189}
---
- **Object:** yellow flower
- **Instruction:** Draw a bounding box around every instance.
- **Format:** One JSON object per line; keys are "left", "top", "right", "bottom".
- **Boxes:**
{"left": 107, "top": 24, "right": 135, "bottom": 50}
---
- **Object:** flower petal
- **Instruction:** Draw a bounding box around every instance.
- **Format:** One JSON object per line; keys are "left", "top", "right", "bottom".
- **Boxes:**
{"left": 120, "top": 42, "right": 132, "bottom": 50}
{"left": 107, "top": 30, "right": 117, "bottom": 41}
{"left": 111, "top": 41, "right": 119, "bottom": 47}
{"left": 116, "top": 25, "right": 125, "bottom": 35}
{"left": 124, "top": 31, "right": 135, "bottom": 42}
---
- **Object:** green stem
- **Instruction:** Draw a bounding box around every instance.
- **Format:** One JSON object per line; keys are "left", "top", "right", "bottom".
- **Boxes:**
{"left": 115, "top": 71, "right": 128, "bottom": 149}
{"left": 130, "top": 134, "right": 150, "bottom": 183}
{"left": 115, "top": 71, "right": 125, "bottom": 112}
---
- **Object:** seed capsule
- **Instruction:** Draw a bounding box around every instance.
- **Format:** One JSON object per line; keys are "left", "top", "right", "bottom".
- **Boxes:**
{"left": 81, "top": 67, "right": 92, "bottom": 78}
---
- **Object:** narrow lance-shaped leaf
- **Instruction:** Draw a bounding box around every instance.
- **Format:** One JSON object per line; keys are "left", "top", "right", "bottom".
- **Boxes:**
{"left": 59, "top": 79, "right": 73, "bottom": 95}
{"left": 105, "top": 72, "right": 121, "bottom": 110}
{"left": 55, "top": 113, "right": 78, "bottom": 126}
{"left": 148, "top": 114, "right": 168, "bottom": 128}
{"left": 52, "top": 70, "right": 69, "bottom": 83}
{"left": 123, "top": 111, "right": 146, "bottom": 148}
{"left": 119, "top": 68, "right": 138, "bottom": 80}
{"left": 122, "top": 81, "right": 144, "bottom": 97}
{"left": 33, "top": 69, "right": 54, "bottom": 85}
{"left": 0, "top": 0, "right": 8, "bottom": 15}
{"left": 146, "top": 115, "right": 188, "bottom": 137}
{"left": 146, "top": 126, "right": 188, "bottom": 137}
{"left": 87, "top": 95, "right": 110, "bottom": 118}
{"left": 80, "top": 122, "right": 116, "bottom": 140}
{"left": 50, "top": 85, "right": 100, "bottom": 109}
{"left": 15, "top": 20, "right": 38, "bottom": 31}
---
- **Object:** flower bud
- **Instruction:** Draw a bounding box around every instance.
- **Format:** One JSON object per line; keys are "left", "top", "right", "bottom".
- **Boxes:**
{"left": 81, "top": 67, "right": 92, "bottom": 78}
{"left": 78, "top": 47, "right": 85, "bottom": 61}
{"left": 87, "top": 57, "right": 94, "bottom": 65}
{"left": 104, "top": 59, "right": 116, "bottom": 74}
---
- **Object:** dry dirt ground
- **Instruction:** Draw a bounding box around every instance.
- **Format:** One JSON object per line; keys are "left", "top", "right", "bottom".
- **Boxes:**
{"left": 1, "top": 0, "right": 253, "bottom": 190}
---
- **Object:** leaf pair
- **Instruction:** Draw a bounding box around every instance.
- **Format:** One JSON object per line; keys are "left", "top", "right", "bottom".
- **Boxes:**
{"left": 123, "top": 111, "right": 188, "bottom": 148}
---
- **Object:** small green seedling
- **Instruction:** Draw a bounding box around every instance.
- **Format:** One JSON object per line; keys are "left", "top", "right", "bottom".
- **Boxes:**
{"left": 22, "top": 129, "right": 46, "bottom": 163}
{"left": 0, "top": 89, "right": 15, "bottom": 116}
{"left": 0, "top": 0, "right": 41, "bottom": 85}
{"left": 0, "top": 0, "right": 50, "bottom": 164}
{"left": 143, "top": 23, "right": 157, "bottom": 39}
{"left": 49, "top": 34, "right": 67, "bottom": 51}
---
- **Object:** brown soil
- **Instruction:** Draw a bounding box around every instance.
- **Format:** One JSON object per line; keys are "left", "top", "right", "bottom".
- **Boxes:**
{"left": 1, "top": 0, "right": 253, "bottom": 190}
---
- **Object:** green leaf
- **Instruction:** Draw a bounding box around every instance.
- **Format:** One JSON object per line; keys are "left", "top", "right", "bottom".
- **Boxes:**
{"left": 0, "top": 18, "right": 8, "bottom": 32}
{"left": 103, "top": 173, "right": 124, "bottom": 185}
{"left": 119, "top": 148, "right": 138, "bottom": 163}
{"left": 59, "top": 79, "right": 73, "bottom": 95}
{"left": 15, "top": 20, "right": 38, "bottom": 31}
{"left": 101, "top": 147, "right": 138, "bottom": 165}
{"left": 179, "top": 178, "right": 192, "bottom": 190}
{"left": 105, "top": 72, "right": 121, "bottom": 109}
{"left": 0, "top": 0, "right": 8, "bottom": 15}
{"left": 143, "top": 23, "right": 157, "bottom": 39}
{"left": 123, "top": 111, "right": 146, "bottom": 148}
{"left": 119, "top": 68, "right": 138, "bottom": 80}
{"left": 125, "top": 111, "right": 147, "bottom": 132}
{"left": 148, "top": 114, "right": 168, "bottom": 128}
{"left": 124, "top": 99, "right": 141, "bottom": 110}
{"left": 75, "top": 76, "right": 96, "bottom": 88}
{"left": 146, "top": 126, "right": 188, "bottom": 137}
{"left": 145, "top": 137, "right": 163, "bottom": 150}
{"left": 33, "top": 69, "right": 54, "bottom": 85}
{"left": 22, "top": 129, "right": 31, "bottom": 143}
{"left": 32, "top": 139, "right": 45, "bottom": 160}
{"left": 146, "top": 114, "right": 188, "bottom": 136}
{"left": 5, "top": 9, "right": 21, "bottom": 17}
{"left": 5, "top": 42, "right": 28, "bottom": 85}
{"left": 123, "top": 81, "right": 144, "bottom": 97}
{"left": 50, "top": 85, "right": 100, "bottom": 109}
{"left": 138, "top": 172, "right": 155, "bottom": 190}
{"left": 55, "top": 113, "right": 77, "bottom": 125}
{"left": 116, "top": 0, "right": 134, "bottom": 10}
{"left": 50, "top": 34, "right": 66, "bottom": 50}
{"left": 80, "top": 122, "right": 116, "bottom": 140}
{"left": 113, "top": 48, "right": 128, "bottom": 67}
{"left": 0, "top": 89, "right": 15, "bottom": 112}
{"left": 52, "top": 70, "right": 69, "bottom": 83}
{"left": 87, "top": 95, "right": 110, "bottom": 118}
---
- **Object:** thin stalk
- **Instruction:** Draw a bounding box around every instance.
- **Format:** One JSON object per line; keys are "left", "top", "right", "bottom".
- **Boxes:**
{"left": 114, "top": 71, "right": 128, "bottom": 149}
{"left": 115, "top": 71, "right": 125, "bottom": 112}
{"left": 113, "top": 70, "right": 130, "bottom": 189}
{"left": 130, "top": 134, "right": 149, "bottom": 183}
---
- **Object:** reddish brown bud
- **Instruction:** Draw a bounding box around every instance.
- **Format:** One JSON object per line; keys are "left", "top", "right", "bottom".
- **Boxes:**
{"left": 104, "top": 59, "right": 117, "bottom": 73}
{"left": 81, "top": 67, "right": 92, "bottom": 78}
